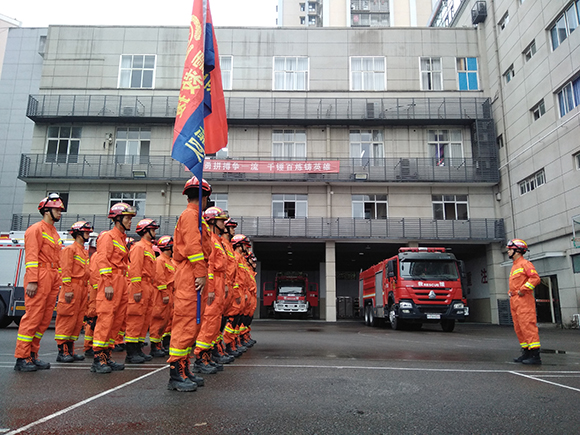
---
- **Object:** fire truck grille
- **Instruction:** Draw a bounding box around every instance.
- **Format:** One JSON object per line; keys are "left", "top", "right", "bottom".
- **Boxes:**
{"left": 412, "top": 288, "right": 451, "bottom": 303}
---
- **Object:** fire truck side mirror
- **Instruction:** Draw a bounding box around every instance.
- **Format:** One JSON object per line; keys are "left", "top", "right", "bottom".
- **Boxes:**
{"left": 386, "top": 259, "right": 396, "bottom": 279}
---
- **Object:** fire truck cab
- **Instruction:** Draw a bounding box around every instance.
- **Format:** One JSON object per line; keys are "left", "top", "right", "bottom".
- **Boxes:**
{"left": 262, "top": 272, "right": 319, "bottom": 319}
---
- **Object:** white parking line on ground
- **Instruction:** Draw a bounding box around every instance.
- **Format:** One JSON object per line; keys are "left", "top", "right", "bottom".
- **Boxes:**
{"left": 510, "top": 371, "right": 580, "bottom": 393}
{"left": 4, "top": 366, "right": 167, "bottom": 435}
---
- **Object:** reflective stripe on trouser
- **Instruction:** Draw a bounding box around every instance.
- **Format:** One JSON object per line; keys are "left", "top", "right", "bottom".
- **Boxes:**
{"left": 510, "top": 293, "right": 540, "bottom": 350}
{"left": 167, "top": 263, "right": 207, "bottom": 363}
{"left": 15, "top": 268, "right": 60, "bottom": 358}
{"left": 92, "top": 274, "right": 128, "bottom": 350}
{"left": 194, "top": 274, "right": 225, "bottom": 356}
{"left": 84, "top": 324, "right": 94, "bottom": 351}
{"left": 125, "top": 281, "right": 154, "bottom": 343}
{"left": 54, "top": 281, "right": 88, "bottom": 345}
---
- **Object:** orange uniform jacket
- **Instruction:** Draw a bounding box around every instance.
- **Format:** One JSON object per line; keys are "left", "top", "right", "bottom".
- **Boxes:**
{"left": 87, "top": 252, "right": 100, "bottom": 318}
{"left": 173, "top": 203, "right": 213, "bottom": 278}
{"left": 128, "top": 239, "right": 156, "bottom": 298}
{"left": 23, "top": 220, "right": 62, "bottom": 283}
{"left": 96, "top": 226, "right": 129, "bottom": 285}
{"left": 155, "top": 254, "right": 174, "bottom": 302}
{"left": 509, "top": 256, "right": 540, "bottom": 296}
{"left": 60, "top": 241, "right": 90, "bottom": 295}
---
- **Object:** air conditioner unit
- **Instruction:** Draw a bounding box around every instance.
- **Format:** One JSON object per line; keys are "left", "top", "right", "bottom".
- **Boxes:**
{"left": 471, "top": 1, "right": 487, "bottom": 25}
{"left": 122, "top": 106, "right": 136, "bottom": 116}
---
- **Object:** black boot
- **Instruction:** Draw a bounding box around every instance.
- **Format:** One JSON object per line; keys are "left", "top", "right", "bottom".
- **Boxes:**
{"left": 125, "top": 342, "right": 145, "bottom": 364}
{"left": 105, "top": 348, "right": 125, "bottom": 371}
{"left": 90, "top": 350, "right": 112, "bottom": 374}
{"left": 113, "top": 343, "right": 125, "bottom": 352}
{"left": 138, "top": 341, "right": 153, "bottom": 361}
{"left": 225, "top": 343, "right": 242, "bottom": 358}
{"left": 67, "top": 342, "right": 85, "bottom": 361}
{"left": 513, "top": 348, "right": 530, "bottom": 363}
{"left": 167, "top": 360, "right": 197, "bottom": 392}
{"left": 212, "top": 346, "right": 232, "bottom": 364}
{"left": 162, "top": 335, "right": 171, "bottom": 355}
{"left": 522, "top": 348, "right": 542, "bottom": 365}
{"left": 183, "top": 360, "right": 205, "bottom": 387}
{"left": 84, "top": 348, "right": 94, "bottom": 358}
{"left": 193, "top": 351, "right": 218, "bottom": 374}
{"left": 56, "top": 344, "right": 74, "bottom": 363}
{"left": 30, "top": 352, "right": 50, "bottom": 370}
{"left": 150, "top": 342, "right": 166, "bottom": 358}
{"left": 14, "top": 357, "right": 38, "bottom": 372}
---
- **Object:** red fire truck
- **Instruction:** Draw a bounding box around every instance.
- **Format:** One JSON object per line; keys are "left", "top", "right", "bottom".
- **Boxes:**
{"left": 262, "top": 272, "right": 319, "bottom": 319}
{"left": 359, "top": 247, "right": 468, "bottom": 332}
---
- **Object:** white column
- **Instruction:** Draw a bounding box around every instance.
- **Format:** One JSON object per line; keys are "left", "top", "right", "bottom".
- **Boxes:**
{"left": 325, "top": 240, "right": 337, "bottom": 321}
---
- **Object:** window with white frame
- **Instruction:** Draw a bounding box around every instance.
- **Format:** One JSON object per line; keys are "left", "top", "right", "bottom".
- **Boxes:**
{"left": 519, "top": 169, "right": 545, "bottom": 195}
{"left": 550, "top": 2, "right": 579, "bottom": 50}
{"left": 299, "top": 3, "right": 305, "bottom": 12}
{"left": 428, "top": 129, "right": 463, "bottom": 167}
{"left": 350, "top": 129, "right": 384, "bottom": 167}
{"left": 273, "top": 130, "right": 306, "bottom": 159}
{"left": 109, "top": 192, "right": 146, "bottom": 216}
{"left": 272, "top": 194, "right": 308, "bottom": 218}
{"left": 46, "top": 126, "right": 81, "bottom": 163}
{"left": 523, "top": 40, "right": 536, "bottom": 62}
{"left": 498, "top": 12, "right": 509, "bottom": 30}
{"left": 118, "top": 55, "right": 156, "bottom": 89}
{"left": 432, "top": 195, "right": 469, "bottom": 220}
{"left": 115, "top": 127, "right": 150, "bottom": 164}
{"left": 273, "top": 56, "right": 309, "bottom": 91}
{"left": 531, "top": 99, "right": 546, "bottom": 121}
{"left": 350, "top": 57, "right": 386, "bottom": 91}
{"left": 557, "top": 77, "right": 580, "bottom": 117}
{"left": 352, "top": 195, "right": 387, "bottom": 219}
{"left": 456, "top": 57, "right": 479, "bottom": 91}
{"left": 212, "top": 193, "right": 228, "bottom": 211}
{"left": 574, "top": 152, "right": 580, "bottom": 170}
{"left": 220, "top": 55, "right": 232, "bottom": 90}
{"left": 503, "top": 65, "right": 515, "bottom": 84}
{"left": 420, "top": 57, "right": 443, "bottom": 91}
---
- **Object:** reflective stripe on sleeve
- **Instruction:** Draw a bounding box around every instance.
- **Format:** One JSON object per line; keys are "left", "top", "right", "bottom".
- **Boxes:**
{"left": 188, "top": 253, "right": 204, "bottom": 263}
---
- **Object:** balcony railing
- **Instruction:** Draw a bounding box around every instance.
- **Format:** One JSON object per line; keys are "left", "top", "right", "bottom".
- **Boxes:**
{"left": 27, "top": 95, "right": 492, "bottom": 125}
{"left": 11, "top": 214, "right": 504, "bottom": 242}
{"left": 18, "top": 154, "right": 499, "bottom": 184}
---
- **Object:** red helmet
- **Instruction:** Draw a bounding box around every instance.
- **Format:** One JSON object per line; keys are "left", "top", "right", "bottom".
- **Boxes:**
{"left": 182, "top": 176, "right": 212, "bottom": 196}
{"left": 136, "top": 218, "right": 159, "bottom": 235}
{"left": 506, "top": 239, "right": 528, "bottom": 253}
{"left": 203, "top": 206, "right": 228, "bottom": 221}
{"left": 225, "top": 218, "right": 238, "bottom": 228}
{"left": 153, "top": 245, "right": 161, "bottom": 256}
{"left": 38, "top": 193, "right": 65, "bottom": 214}
{"left": 157, "top": 235, "right": 174, "bottom": 250}
{"left": 69, "top": 221, "right": 93, "bottom": 234}
{"left": 108, "top": 202, "right": 137, "bottom": 219}
{"left": 126, "top": 237, "right": 136, "bottom": 249}
{"left": 232, "top": 234, "right": 251, "bottom": 248}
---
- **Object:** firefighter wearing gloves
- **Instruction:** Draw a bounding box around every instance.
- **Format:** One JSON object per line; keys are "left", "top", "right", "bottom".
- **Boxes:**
{"left": 55, "top": 221, "right": 93, "bottom": 363}
{"left": 125, "top": 219, "right": 159, "bottom": 364}
{"left": 150, "top": 236, "right": 175, "bottom": 357}
{"left": 507, "top": 239, "right": 542, "bottom": 365}
{"left": 91, "top": 202, "right": 136, "bottom": 374}
{"left": 167, "top": 176, "right": 213, "bottom": 392}
{"left": 193, "top": 206, "right": 229, "bottom": 374}
{"left": 14, "top": 193, "right": 64, "bottom": 372}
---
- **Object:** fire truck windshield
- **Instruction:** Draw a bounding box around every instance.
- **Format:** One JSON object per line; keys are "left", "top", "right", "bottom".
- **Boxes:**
{"left": 278, "top": 286, "right": 304, "bottom": 295}
{"left": 399, "top": 260, "right": 459, "bottom": 281}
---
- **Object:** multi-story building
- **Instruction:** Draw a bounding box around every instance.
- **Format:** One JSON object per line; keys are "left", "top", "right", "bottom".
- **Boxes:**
{"left": 0, "top": 13, "right": 22, "bottom": 78}
{"left": 431, "top": 0, "right": 580, "bottom": 326}
{"left": 278, "top": 0, "right": 436, "bottom": 27}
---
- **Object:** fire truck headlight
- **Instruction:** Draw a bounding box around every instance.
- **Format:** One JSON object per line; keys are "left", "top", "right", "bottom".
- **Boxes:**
{"left": 453, "top": 302, "right": 465, "bottom": 309}
{"left": 399, "top": 301, "right": 413, "bottom": 309}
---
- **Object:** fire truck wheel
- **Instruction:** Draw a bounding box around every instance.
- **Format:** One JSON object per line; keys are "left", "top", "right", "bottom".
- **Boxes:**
{"left": 441, "top": 319, "right": 455, "bottom": 332}
{"left": 0, "top": 299, "right": 12, "bottom": 328}
{"left": 363, "top": 306, "right": 369, "bottom": 326}
{"left": 368, "top": 306, "right": 377, "bottom": 327}
{"left": 389, "top": 305, "right": 403, "bottom": 330}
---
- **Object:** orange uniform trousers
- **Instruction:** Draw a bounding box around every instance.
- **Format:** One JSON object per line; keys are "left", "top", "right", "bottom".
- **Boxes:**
{"left": 125, "top": 279, "right": 154, "bottom": 343}
{"left": 150, "top": 289, "right": 171, "bottom": 344}
{"left": 15, "top": 266, "right": 60, "bottom": 358}
{"left": 55, "top": 277, "right": 88, "bottom": 344}
{"left": 510, "top": 294, "right": 541, "bottom": 350}
{"left": 194, "top": 273, "right": 225, "bottom": 356}
{"left": 93, "top": 273, "right": 128, "bottom": 351}
{"left": 84, "top": 283, "right": 98, "bottom": 351}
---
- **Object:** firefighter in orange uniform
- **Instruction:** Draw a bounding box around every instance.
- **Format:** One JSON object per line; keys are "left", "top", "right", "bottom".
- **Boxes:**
{"left": 14, "top": 193, "right": 65, "bottom": 372}
{"left": 167, "top": 176, "right": 213, "bottom": 392}
{"left": 84, "top": 234, "right": 101, "bottom": 357}
{"left": 507, "top": 239, "right": 542, "bottom": 365}
{"left": 150, "top": 235, "right": 174, "bottom": 357}
{"left": 91, "top": 202, "right": 136, "bottom": 374}
{"left": 55, "top": 221, "right": 93, "bottom": 362}
{"left": 193, "top": 206, "right": 229, "bottom": 374}
{"left": 125, "top": 219, "right": 159, "bottom": 364}
{"left": 241, "top": 252, "right": 257, "bottom": 347}
{"left": 221, "top": 219, "right": 241, "bottom": 358}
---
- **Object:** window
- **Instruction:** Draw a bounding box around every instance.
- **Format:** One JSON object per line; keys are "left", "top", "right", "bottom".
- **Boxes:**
{"left": 497, "top": 134, "right": 504, "bottom": 149}
{"left": 351, "top": 13, "right": 390, "bottom": 27}
{"left": 428, "top": 129, "right": 463, "bottom": 167}
{"left": 503, "top": 65, "right": 515, "bottom": 84}
{"left": 118, "top": 55, "right": 156, "bottom": 89}
{"left": 531, "top": 99, "right": 546, "bottom": 121}
{"left": 498, "top": 12, "right": 509, "bottom": 30}
{"left": 272, "top": 130, "right": 306, "bottom": 159}
{"left": 523, "top": 40, "right": 536, "bottom": 62}
{"left": 420, "top": 57, "right": 443, "bottom": 91}
{"left": 115, "top": 128, "right": 150, "bottom": 164}
{"left": 273, "top": 57, "right": 309, "bottom": 91}
{"left": 300, "top": 3, "right": 305, "bottom": 12}
{"left": 557, "top": 77, "right": 580, "bottom": 117}
{"left": 109, "top": 192, "right": 146, "bottom": 216}
{"left": 574, "top": 152, "right": 580, "bottom": 170}
{"left": 350, "top": 57, "right": 386, "bottom": 91}
{"left": 300, "top": 16, "right": 306, "bottom": 25}
{"left": 352, "top": 195, "right": 387, "bottom": 219}
{"left": 220, "top": 55, "right": 232, "bottom": 90}
{"left": 350, "top": 129, "right": 384, "bottom": 167}
{"left": 45, "top": 126, "right": 81, "bottom": 163}
{"left": 212, "top": 193, "right": 228, "bottom": 211}
{"left": 519, "top": 169, "right": 545, "bottom": 195}
{"left": 550, "top": 2, "right": 580, "bottom": 50}
{"left": 457, "top": 58, "right": 478, "bottom": 90}
{"left": 432, "top": 195, "right": 469, "bottom": 220}
{"left": 272, "top": 194, "right": 307, "bottom": 218}
{"left": 572, "top": 254, "right": 580, "bottom": 273}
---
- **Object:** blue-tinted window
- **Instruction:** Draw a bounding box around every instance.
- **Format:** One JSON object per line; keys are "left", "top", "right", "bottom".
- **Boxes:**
{"left": 457, "top": 57, "right": 478, "bottom": 91}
